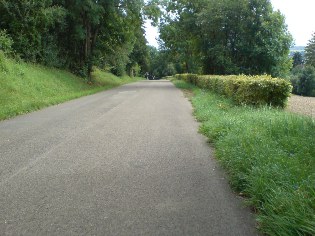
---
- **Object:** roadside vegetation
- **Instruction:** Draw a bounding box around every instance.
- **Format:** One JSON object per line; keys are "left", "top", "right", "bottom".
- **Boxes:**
{"left": 0, "top": 1, "right": 160, "bottom": 79}
{"left": 173, "top": 79, "right": 315, "bottom": 236}
{"left": 0, "top": 1, "right": 157, "bottom": 120}
{"left": 0, "top": 54, "right": 140, "bottom": 120}
{"left": 154, "top": 0, "right": 292, "bottom": 79}
{"left": 174, "top": 74, "right": 292, "bottom": 108}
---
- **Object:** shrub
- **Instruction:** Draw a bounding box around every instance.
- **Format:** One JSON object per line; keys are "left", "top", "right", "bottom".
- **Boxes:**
{"left": 175, "top": 74, "right": 198, "bottom": 85}
{"left": 175, "top": 74, "right": 292, "bottom": 107}
{"left": 0, "top": 30, "right": 13, "bottom": 55}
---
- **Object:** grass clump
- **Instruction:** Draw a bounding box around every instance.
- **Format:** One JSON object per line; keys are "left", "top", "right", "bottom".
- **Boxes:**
{"left": 0, "top": 57, "right": 141, "bottom": 120}
{"left": 173, "top": 79, "right": 315, "bottom": 236}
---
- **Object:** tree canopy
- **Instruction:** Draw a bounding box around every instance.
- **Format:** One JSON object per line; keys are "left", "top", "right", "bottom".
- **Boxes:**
{"left": 292, "top": 52, "right": 304, "bottom": 68}
{"left": 0, "top": 0, "right": 160, "bottom": 78}
{"left": 1, "top": 0, "right": 294, "bottom": 79}
{"left": 305, "top": 32, "right": 315, "bottom": 67}
{"left": 158, "top": 0, "right": 293, "bottom": 77}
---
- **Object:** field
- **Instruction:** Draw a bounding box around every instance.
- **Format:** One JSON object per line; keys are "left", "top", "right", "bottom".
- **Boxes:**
{"left": 287, "top": 95, "right": 315, "bottom": 119}
{"left": 173, "top": 79, "right": 315, "bottom": 236}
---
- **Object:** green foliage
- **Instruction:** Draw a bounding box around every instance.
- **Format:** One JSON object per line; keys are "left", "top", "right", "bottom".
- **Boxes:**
{"left": 148, "top": 46, "right": 186, "bottom": 78}
{"left": 0, "top": 0, "right": 153, "bottom": 78}
{"left": 62, "top": 0, "right": 153, "bottom": 78}
{"left": 176, "top": 73, "right": 292, "bottom": 107}
{"left": 159, "top": 1, "right": 202, "bottom": 74}
{"left": 159, "top": 0, "right": 293, "bottom": 77}
{"left": 0, "top": 30, "right": 13, "bottom": 55}
{"left": 0, "top": 0, "right": 66, "bottom": 62}
{"left": 173, "top": 79, "right": 315, "bottom": 236}
{"left": 290, "top": 66, "right": 315, "bottom": 96}
{"left": 292, "top": 52, "right": 304, "bottom": 68}
{"left": 0, "top": 56, "right": 141, "bottom": 120}
{"left": 128, "top": 63, "right": 141, "bottom": 77}
{"left": 164, "top": 63, "right": 177, "bottom": 76}
{"left": 142, "top": 0, "right": 161, "bottom": 25}
{"left": 305, "top": 32, "right": 315, "bottom": 67}
{"left": 0, "top": 50, "right": 8, "bottom": 72}
{"left": 175, "top": 73, "right": 198, "bottom": 84}
{"left": 127, "top": 27, "right": 150, "bottom": 76}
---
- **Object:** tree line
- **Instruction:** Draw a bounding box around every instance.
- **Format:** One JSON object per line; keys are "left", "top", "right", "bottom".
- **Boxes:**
{"left": 1, "top": 0, "right": 315, "bottom": 94}
{"left": 290, "top": 33, "right": 315, "bottom": 96}
{"left": 150, "top": 0, "right": 315, "bottom": 97}
{"left": 0, "top": 0, "right": 159, "bottom": 79}
{"left": 155, "top": 0, "right": 293, "bottom": 78}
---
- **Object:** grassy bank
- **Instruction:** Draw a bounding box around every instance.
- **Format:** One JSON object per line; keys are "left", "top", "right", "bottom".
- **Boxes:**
{"left": 0, "top": 57, "right": 141, "bottom": 120}
{"left": 173, "top": 79, "right": 315, "bottom": 236}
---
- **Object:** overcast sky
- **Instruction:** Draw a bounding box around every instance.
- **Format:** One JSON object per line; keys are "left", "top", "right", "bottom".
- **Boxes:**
{"left": 145, "top": 0, "right": 315, "bottom": 47}
{"left": 271, "top": 0, "right": 315, "bottom": 46}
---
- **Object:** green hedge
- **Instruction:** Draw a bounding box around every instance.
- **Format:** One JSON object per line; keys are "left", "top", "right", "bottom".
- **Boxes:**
{"left": 175, "top": 74, "right": 292, "bottom": 107}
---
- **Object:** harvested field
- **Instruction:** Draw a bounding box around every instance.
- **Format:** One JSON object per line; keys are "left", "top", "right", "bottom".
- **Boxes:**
{"left": 287, "top": 95, "right": 315, "bottom": 119}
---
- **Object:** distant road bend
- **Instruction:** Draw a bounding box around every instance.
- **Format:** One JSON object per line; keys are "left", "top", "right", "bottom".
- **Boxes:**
{"left": 0, "top": 80, "right": 259, "bottom": 235}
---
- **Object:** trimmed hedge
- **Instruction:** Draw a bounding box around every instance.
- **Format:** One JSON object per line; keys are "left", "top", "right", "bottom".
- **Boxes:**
{"left": 175, "top": 74, "right": 292, "bottom": 107}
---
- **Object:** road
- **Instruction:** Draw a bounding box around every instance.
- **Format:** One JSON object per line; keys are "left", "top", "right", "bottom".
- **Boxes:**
{"left": 0, "top": 80, "right": 258, "bottom": 235}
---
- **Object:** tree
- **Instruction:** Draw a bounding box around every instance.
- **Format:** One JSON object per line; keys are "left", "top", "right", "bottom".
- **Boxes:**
{"left": 305, "top": 32, "right": 315, "bottom": 67}
{"left": 292, "top": 52, "right": 304, "bottom": 67}
{"left": 55, "top": 0, "right": 154, "bottom": 78}
{"left": 299, "top": 66, "right": 315, "bottom": 96}
{"left": 159, "top": 0, "right": 204, "bottom": 74}
{"left": 291, "top": 66, "right": 315, "bottom": 96}
{"left": 158, "top": 0, "right": 293, "bottom": 77}
{"left": 0, "top": 0, "right": 66, "bottom": 63}
{"left": 127, "top": 26, "right": 150, "bottom": 77}
{"left": 0, "top": 0, "right": 157, "bottom": 79}
{"left": 146, "top": 46, "right": 178, "bottom": 78}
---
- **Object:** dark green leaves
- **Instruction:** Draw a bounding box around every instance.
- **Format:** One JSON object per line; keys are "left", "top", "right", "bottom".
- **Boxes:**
{"left": 305, "top": 32, "right": 315, "bottom": 67}
{"left": 0, "top": 0, "right": 151, "bottom": 78}
{"left": 159, "top": 0, "right": 293, "bottom": 77}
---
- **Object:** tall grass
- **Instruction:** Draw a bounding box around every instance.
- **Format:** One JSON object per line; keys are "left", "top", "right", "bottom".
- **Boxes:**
{"left": 0, "top": 56, "right": 141, "bottom": 120}
{"left": 173, "top": 80, "right": 315, "bottom": 236}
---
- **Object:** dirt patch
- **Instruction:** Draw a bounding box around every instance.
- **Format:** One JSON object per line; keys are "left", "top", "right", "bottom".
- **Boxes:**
{"left": 287, "top": 95, "right": 315, "bottom": 119}
{"left": 182, "top": 89, "right": 194, "bottom": 99}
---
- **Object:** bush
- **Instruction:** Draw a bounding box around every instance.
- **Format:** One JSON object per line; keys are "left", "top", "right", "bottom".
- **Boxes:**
{"left": 0, "top": 30, "right": 13, "bottom": 55}
{"left": 175, "top": 74, "right": 292, "bottom": 107}
{"left": 175, "top": 73, "right": 198, "bottom": 85}
{"left": 290, "top": 66, "right": 315, "bottom": 97}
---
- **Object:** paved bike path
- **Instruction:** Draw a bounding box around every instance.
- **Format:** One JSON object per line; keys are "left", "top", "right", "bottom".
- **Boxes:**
{"left": 0, "top": 80, "right": 259, "bottom": 235}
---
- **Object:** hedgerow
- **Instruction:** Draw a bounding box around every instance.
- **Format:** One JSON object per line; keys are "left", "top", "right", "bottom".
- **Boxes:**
{"left": 175, "top": 74, "right": 292, "bottom": 107}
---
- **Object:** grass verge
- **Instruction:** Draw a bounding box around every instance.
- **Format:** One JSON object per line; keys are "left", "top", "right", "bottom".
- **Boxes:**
{"left": 0, "top": 57, "right": 141, "bottom": 120}
{"left": 173, "top": 79, "right": 315, "bottom": 236}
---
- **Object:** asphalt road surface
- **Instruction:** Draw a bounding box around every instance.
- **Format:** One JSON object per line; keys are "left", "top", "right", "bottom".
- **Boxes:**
{"left": 0, "top": 80, "right": 259, "bottom": 235}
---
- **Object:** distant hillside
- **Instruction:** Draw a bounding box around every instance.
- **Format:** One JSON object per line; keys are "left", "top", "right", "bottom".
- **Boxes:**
{"left": 290, "top": 46, "right": 305, "bottom": 51}
{"left": 290, "top": 46, "right": 305, "bottom": 56}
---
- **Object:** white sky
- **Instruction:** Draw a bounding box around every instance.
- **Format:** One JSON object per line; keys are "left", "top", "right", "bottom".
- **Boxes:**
{"left": 144, "top": 20, "right": 159, "bottom": 48}
{"left": 145, "top": 0, "right": 315, "bottom": 47}
{"left": 271, "top": 0, "right": 315, "bottom": 46}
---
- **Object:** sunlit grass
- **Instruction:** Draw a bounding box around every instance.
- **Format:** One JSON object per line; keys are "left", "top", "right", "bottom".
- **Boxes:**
{"left": 173, "top": 79, "right": 315, "bottom": 236}
{"left": 0, "top": 57, "right": 141, "bottom": 120}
